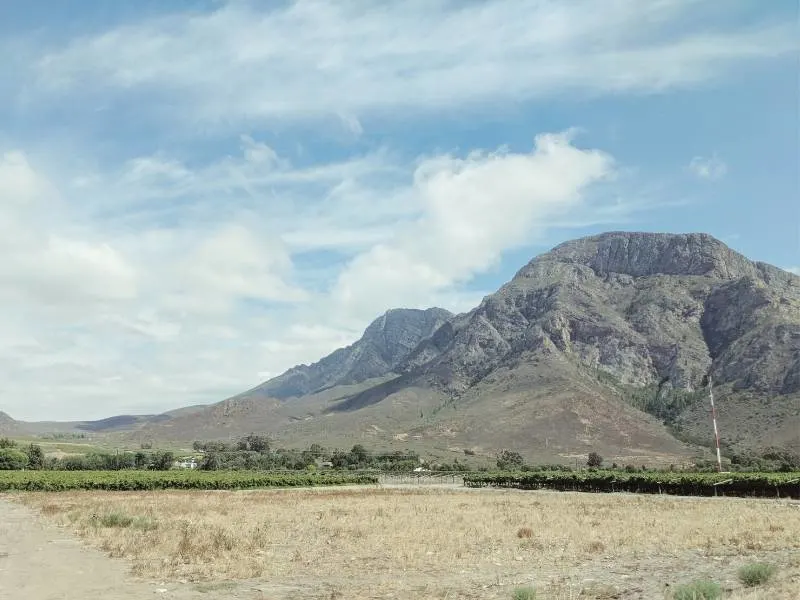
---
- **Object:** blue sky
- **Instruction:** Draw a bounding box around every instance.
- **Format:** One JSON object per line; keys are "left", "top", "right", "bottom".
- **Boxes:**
{"left": 0, "top": 0, "right": 797, "bottom": 420}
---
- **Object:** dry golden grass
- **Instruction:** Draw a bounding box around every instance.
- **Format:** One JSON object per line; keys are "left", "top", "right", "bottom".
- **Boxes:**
{"left": 17, "top": 487, "right": 800, "bottom": 599}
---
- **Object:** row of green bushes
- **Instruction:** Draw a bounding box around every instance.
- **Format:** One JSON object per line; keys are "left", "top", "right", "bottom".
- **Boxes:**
{"left": 464, "top": 470, "right": 800, "bottom": 498}
{"left": 0, "top": 470, "right": 378, "bottom": 491}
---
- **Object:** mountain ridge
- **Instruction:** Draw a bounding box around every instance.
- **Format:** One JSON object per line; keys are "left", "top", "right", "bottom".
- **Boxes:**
{"left": 4, "top": 232, "right": 798, "bottom": 462}
{"left": 239, "top": 307, "right": 453, "bottom": 400}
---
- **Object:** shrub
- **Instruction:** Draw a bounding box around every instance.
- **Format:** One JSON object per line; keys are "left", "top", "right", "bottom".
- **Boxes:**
{"left": 27, "top": 444, "right": 45, "bottom": 470}
{"left": 97, "top": 512, "right": 134, "bottom": 528}
{"left": 738, "top": 562, "right": 776, "bottom": 587}
{"left": 0, "top": 448, "right": 28, "bottom": 470}
{"left": 150, "top": 451, "right": 175, "bottom": 471}
{"left": 236, "top": 433, "right": 270, "bottom": 454}
{"left": 512, "top": 586, "right": 536, "bottom": 600}
{"left": 497, "top": 450, "right": 524, "bottom": 470}
{"left": 672, "top": 580, "right": 721, "bottom": 600}
{"left": 516, "top": 527, "right": 534, "bottom": 539}
{"left": 585, "top": 540, "right": 606, "bottom": 553}
{"left": 587, "top": 452, "right": 603, "bottom": 468}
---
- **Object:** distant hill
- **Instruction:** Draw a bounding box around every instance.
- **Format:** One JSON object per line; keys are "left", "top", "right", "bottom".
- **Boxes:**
{"left": 0, "top": 406, "right": 208, "bottom": 437}
{"left": 137, "top": 232, "right": 800, "bottom": 463}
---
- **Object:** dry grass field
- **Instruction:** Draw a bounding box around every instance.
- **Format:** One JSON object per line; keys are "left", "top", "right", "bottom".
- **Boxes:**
{"left": 16, "top": 486, "right": 800, "bottom": 599}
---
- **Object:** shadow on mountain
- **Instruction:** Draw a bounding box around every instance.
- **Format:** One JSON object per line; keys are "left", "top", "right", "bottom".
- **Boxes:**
{"left": 325, "top": 374, "right": 417, "bottom": 413}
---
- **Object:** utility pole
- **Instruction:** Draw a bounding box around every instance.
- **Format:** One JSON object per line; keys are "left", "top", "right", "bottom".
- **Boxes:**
{"left": 707, "top": 375, "right": 722, "bottom": 473}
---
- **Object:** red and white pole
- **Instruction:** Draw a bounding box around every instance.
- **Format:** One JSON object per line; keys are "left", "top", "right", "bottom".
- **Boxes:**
{"left": 709, "top": 377, "right": 722, "bottom": 472}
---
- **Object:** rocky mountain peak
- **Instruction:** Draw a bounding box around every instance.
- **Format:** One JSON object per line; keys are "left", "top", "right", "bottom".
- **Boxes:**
{"left": 240, "top": 307, "right": 453, "bottom": 400}
{"left": 523, "top": 231, "right": 758, "bottom": 280}
{"left": 361, "top": 307, "right": 454, "bottom": 364}
{"left": 393, "top": 232, "right": 798, "bottom": 403}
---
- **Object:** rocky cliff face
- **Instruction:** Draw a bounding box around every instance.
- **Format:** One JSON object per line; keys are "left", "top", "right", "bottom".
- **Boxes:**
{"left": 245, "top": 307, "right": 453, "bottom": 399}
{"left": 392, "top": 233, "right": 799, "bottom": 404}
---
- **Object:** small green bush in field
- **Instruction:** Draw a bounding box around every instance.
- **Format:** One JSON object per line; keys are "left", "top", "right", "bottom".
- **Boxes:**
{"left": 738, "top": 562, "right": 776, "bottom": 587}
{"left": 672, "top": 580, "right": 721, "bottom": 600}
{"left": 97, "top": 512, "right": 134, "bottom": 528}
{"left": 512, "top": 586, "right": 536, "bottom": 600}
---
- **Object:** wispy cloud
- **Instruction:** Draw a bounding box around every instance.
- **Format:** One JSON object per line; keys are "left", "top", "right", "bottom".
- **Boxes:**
{"left": 333, "top": 131, "right": 615, "bottom": 317}
{"left": 27, "top": 1, "right": 796, "bottom": 127}
{"left": 0, "top": 0, "right": 795, "bottom": 421}
{"left": 689, "top": 154, "right": 728, "bottom": 180}
{"left": 0, "top": 132, "right": 639, "bottom": 420}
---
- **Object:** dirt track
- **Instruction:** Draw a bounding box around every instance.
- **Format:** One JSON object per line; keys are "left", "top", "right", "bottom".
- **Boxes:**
{"left": 0, "top": 499, "right": 205, "bottom": 600}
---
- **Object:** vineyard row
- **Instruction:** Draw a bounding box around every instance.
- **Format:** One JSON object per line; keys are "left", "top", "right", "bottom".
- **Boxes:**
{"left": 463, "top": 471, "right": 800, "bottom": 498}
{"left": 0, "top": 470, "right": 379, "bottom": 491}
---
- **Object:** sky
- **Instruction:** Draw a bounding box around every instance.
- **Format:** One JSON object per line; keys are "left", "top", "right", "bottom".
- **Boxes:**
{"left": 0, "top": 0, "right": 798, "bottom": 421}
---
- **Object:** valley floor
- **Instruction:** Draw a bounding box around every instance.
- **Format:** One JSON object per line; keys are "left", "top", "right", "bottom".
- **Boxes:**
{"left": 1, "top": 486, "right": 798, "bottom": 599}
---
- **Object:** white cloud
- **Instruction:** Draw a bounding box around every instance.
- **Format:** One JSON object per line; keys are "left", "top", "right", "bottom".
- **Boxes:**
{"left": 689, "top": 155, "right": 728, "bottom": 180}
{"left": 333, "top": 131, "right": 614, "bottom": 317}
{"left": 0, "top": 132, "right": 635, "bottom": 421}
{"left": 0, "top": 152, "right": 137, "bottom": 310}
{"left": 28, "top": 1, "right": 796, "bottom": 126}
{"left": 0, "top": 2, "right": 794, "bottom": 423}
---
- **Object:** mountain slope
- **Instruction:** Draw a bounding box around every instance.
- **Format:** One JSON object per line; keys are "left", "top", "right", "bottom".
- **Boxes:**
{"left": 0, "top": 408, "right": 209, "bottom": 437}
{"left": 137, "top": 232, "right": 800, "bottom": 461}
{"left": 240, "top": 307, "right": 452, "bottom": 399}
{"left": 389, "top": 232, "right": 795, "bottom": 393}
{"left": 0, "top": 411, "right": 19, "bottom": 435}
{"left": 327, "top": 232, "right": 799, "bottom": 455}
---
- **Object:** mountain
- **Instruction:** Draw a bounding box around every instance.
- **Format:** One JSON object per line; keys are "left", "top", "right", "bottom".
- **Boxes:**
{"left": 31, "top": 232, "right": 800, "bottom": 464}
{"left": 239, "top": 307, "right": 453, "bottom": 399}
{"left": 0, "top": 411, "right": 19, "bottom": 434}
{"left": 330, "top": 231, "right": 798, "bottom": 456}
{"left": 390, "top": 231, "right": 798, "bottom": 397}
{"left": 0, "top": 407, "right": 208, "bottom": 437}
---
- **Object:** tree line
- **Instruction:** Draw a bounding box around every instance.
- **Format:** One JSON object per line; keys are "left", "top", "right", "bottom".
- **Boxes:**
{"left": 193, "top": 435, "right": 425, "bottom": 471}
{"left": 0, "top": 438, "right": 174, "bottom": 471}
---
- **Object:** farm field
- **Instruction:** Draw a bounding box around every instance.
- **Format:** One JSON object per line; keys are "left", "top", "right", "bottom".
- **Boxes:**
{"left": 4, "top": 486, "right": 799, "bottom": 599}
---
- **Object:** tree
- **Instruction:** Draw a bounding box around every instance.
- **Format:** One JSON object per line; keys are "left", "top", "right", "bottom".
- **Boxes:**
{"left": 496, "top": 450, "right": 524, "bottom": 470}
{"left": 0, "top": 438, "right": 16, "bottom": 449}
{"left": 349, "top": 444, "right": 369, "bottom": 466}
{"left": 134, "top": 451, "right": 148, "bottom": 469}
{"left": 330, "top": 450, "right": 350, "bottom": 469}
{"left": 0, "top": 448, "right": 28, "bottom": 470}
{"left": 199, "top": 452, "right": 223, "bottom": 470}
{"left": 150, "top": 451, "right": 174, "bottom": 470}
{"left": 308, "top": 443, "right": 325, "bottom": 458}
{"left": 237, "top": 433, "right": 270, "bottom": 454}
{"left": 587, "top": 452, "right": 603, "bottom": 468}
{"left": 26, "top": 444, "right": 44, "bottom": 470}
